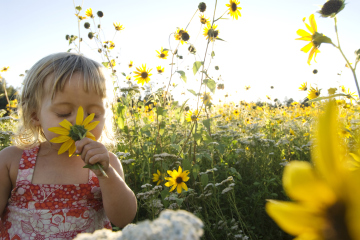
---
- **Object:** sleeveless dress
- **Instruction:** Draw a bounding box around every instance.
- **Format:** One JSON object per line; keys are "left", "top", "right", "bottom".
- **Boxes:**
{"left": 0, "top": 146, "right": 112, "bottom": 240}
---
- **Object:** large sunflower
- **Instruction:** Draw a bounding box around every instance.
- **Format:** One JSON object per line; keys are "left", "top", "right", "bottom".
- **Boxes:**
{"left": 48, "top": 106, "right": 99, "bottom": 157}
{"left": 203, "top": 23, "right": 219, "bottom": 42}
{"left": 134, "top": 64, "right": 152, "bottom": 85}
{"left": 165, "top": 166, "right": 190, "bottom": 194}
{"left": 156, "top": 47, "right": 169, "bottom": 59}
{"left": 226, "top": 0, "right": 242, "bottom": 20}
{"left": 266, "top": 101, "right": 360, "bottom": 239}
{"left": 296, "top": 14, "right": 332, "bottom": 65}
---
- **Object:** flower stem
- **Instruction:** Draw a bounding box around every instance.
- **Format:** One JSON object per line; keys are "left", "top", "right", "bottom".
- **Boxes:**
{"left": 333, "top": 17, "right": 360, "bottom": 97}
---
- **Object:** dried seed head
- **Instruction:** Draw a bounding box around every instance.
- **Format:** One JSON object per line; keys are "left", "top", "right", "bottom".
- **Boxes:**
{"left": 198, "top": 2, "right": 207, "bottom": 12}
{"left": 97, "top": 11, "right": 104, "bottom": 18}
{"left": 318, "top": 0, "right": 345, "bottom": 17}
{"left": 313, "top": 69, "right": 318, "bottom": 74}
{"left": 88, "top": 32, "right": 94, "bottom": 39}
{"left": 181, "top": 32, "right": 190, "bottom": 42}
{"left": 84, "top": 22, "right": 90, "bottom": 29}
{"left": 66, "top": 35, "right": 70, "bottom": 40}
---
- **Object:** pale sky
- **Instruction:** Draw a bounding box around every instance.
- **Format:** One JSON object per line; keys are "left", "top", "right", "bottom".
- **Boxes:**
{"left": 1, "top": 0, "right": 359, "bottom": 105}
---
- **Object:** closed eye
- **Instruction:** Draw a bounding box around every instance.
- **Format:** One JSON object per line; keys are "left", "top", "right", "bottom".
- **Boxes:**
{"left": 56, "top": 113, "right": 71, "bottom": 118}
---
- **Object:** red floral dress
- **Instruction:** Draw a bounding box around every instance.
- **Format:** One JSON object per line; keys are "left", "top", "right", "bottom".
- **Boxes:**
{"left": 0, "top": 146, "right": 111, "bottom": 240}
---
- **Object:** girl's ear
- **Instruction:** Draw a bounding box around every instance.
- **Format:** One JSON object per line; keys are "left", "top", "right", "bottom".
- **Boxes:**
{"left": 31, "top": 112, "right": 41, "bottom": 126}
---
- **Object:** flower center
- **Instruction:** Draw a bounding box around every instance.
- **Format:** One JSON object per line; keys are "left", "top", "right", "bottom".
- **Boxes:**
{"left": 160, "top": 53, "right": 165, "bottom": 58}
{"left": 181, "top": 32, "right": 190, "bottom": 41}
{"left": 141, "top": 72, "right": 148, "bottom": 79}
{"left": 324, "top": 201, "right": 351, "bottom": 240}
{"left": 320, "top": 0, "right": 343, "bottom": 16}
{"left": 68, "top": 125, "right": 88, "bottom": 141}
{"left": 176, "top": 177, "right": 183, "bottom": 184}
{"left": 231, "top": 2, "right": 237, "bottom": 11}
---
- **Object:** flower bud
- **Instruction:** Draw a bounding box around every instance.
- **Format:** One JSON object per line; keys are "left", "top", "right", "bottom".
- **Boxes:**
{"left": 98, "top": 24, "right": 101, "bottom": 28}
{"left": 84, "top": 22, "right": 90, "bottom": 29}
{"left": 355, "top": 49, "right": 360, "bottom": 61}
{"left": 66, "top": 35, "right": 70, "bottom": 40}
{"left": 198, "top": 2, "right": 206, "bottom": 12}
{"left": 97, "top": 11, "right": 104, "bottom": 18}
{"left": 188, "top": 45, "right": 196, "bottom": 54}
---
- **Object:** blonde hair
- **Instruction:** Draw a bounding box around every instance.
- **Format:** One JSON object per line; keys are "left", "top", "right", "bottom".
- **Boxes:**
{"left": 14, "top": 52, "right": 115, "bottom": 149}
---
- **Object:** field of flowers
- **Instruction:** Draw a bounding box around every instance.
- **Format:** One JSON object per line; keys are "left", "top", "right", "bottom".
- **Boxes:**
{"left": 1, "top": 0, "right": 360, "bottom": 239}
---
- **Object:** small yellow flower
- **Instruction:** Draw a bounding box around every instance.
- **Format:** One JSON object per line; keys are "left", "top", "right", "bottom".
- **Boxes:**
{"left": 152, "top": 170, "right": 165, "bottom": 185}
{"left": 165, "top": 166, "right": 190, "bottom": 194}
{"left": 199, "top": 14, "right": 209, "bottom": 24}
{"left": 174, "top": 29, "right": 190, "bottom": 44}
{"left": 233, "top": 109, "right": 240, "bottom": 116}
{"left": 113, "top": 22, "right": 125, "bottom": 31}
{"left": 226, "top": 0, "right": 242, "bottom": 20}
{"left": 185, "top": 110, "right": 198, "bottom": 122}
{"left": 307, "top": 86, "right": 320, "bottom": 100}
{"left": 85, "top": 8, "right": 94, "bottom": 18}
{"left": 299, "top": 82, "right": 307, "bottom": 91}
{"left": 104, "top": 41, "right": 115, "bottom": 50}
{"left": 134, "top": 64, "right": 152, "bottom": 85}
{"left": 245, "top": 85, "right": 250, "bottom": 90}
{"left": 203, "top": 23, "right": 219, "bottom": 42}
{"left": 202, "top": 92, "right": 212, "bottom": 105}
{"left": 48, "top": 106, "right": 99, "bottom": 156}
{"left": 156, "top": 47, "right": 169, "bottom": 59}
{"left": 1, "top": 67, "right": 9, "bottom": 72}
{"left": 156, "top": 66, "right": 164, "bottom": 74}
{"left": 129, "top": 61, "right": 133, "bottom": 68}
{"left": 289, "top": 128, "right": 295, "bottom": 136}
{"left": 126, "top": 75, "right": 131, "bottom": 81}
{"left": 75, "top": 14, "right": 87, "bottom": 20}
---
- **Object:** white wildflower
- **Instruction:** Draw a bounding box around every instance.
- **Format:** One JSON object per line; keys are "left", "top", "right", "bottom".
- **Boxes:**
{"left": 221, "top": 187, "right": 233, "bottom": 194}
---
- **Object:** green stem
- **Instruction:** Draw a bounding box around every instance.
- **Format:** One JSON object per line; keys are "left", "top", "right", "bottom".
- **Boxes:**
{"left": 333, "top": 17, "right": 360, "bottom": 97}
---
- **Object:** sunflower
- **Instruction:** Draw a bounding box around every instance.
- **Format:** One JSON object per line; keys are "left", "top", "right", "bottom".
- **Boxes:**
{"left": 75, "top": 14, "right": 87, "bottom": 20}
{"left": 129, "top": 61, "right": 133, "bottom": 68}
{"left": 202, "top": 92, "right": 212, "bottom": 105}
{"left": 165, "top": 166, "right": 190, "bottom": 194}
{"left": 299, "top": 82, "right": 308, "bottom": 91}
{"left": 307, "top": 86, "right": 321, "bottom": 100}
{"left": 296, "top": 14, "right": 332, "bottom": 65}
{"left": 245, "top": 85, "right": 250, "bottom": 90}
{"left": 1, "top": 67, "right": 9, "bottom": 72}
{"left": 185, "top": 110, "right": 198, "bottom": 122}
{"left": 85, "top": 8, "right": 94, "bottom": 18}
{"left": 134, "top": 64, "right": 152, "bottom": 85}
{"left": 266, "top": 101, "right": 360, "bottom": 239}
{"left": 152, "top": 170, "right": 165, "bottom": 185}
{"left": 156, "top": 66, "right": 164, "bottom": 74}
{"left": 318, "top": 0, "right": 345, "bottom": 18}
{"left": 174, "top": 28, "right": 190, "bottom": 44}
{"left": 289, "top": 128, "right": 295, "bottom": 136}
{"left": 126, "top": 75, "right": 131, "bottom": 81}
{"left": 104, "top": 41, "right": 115, "bottom": 50}
{"left": 113, "top": 22, "right": 125, "bottom": 31}
{"left": 199, "top": 14, "right": 209, "bottom": 24}
{"left": 203, "top": 23, "right": 219, "bottom": 42}
{"left": 226, "top": 0, "right": 242, "bottom": 20}
{"left": 156, "top": 47, "right": 169, "bottom": 59}
{"left": 233, "top": 109, "right": 240, "bottom": 116}
{"left": 48, "top": 106, "right": 99, "bottom": 157}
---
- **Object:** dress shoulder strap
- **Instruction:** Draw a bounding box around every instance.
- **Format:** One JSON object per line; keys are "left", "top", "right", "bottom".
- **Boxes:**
{"left": 15, "top": 146, "right": 40, "bottom": 186}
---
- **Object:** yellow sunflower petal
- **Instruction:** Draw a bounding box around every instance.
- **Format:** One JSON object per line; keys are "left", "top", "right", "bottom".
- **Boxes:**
{"left": 84, "top": 121, "right": 100, "bottom": 131}
{"left": 177, "top": 183, "right": 183, "bottom": 193}
{"left": 296, "top": 36, "right": 312, "bottom": 41}
{"left": 309, "top": 14, "right": 317, "bottom": 33}
{"left": 282, "top": 161, "right": 336, "bottom": 206}
{"left": 304, "top": 22, "right": 313, "bottom": 34}
{"left": 165, "top": 181, "right": 174, "bottom": 187}
{"left": 301, "top": 42, "right": 313, "bottom": 53}
{"left": 85, "top": 131, "right": 96, "bottom": 141}
{"left": 265, "top": 200, "right": 325, "bottom": 236}
{"left": 76, "top": 106, "right": 84, "bottom": 125}
{"left": 181, "top": 182, "right": 188, "bottom": 191}
{"left": 178, "top": 166, "right": 183, "bottom": 175}
{"left": 48, "top": 127, "right": 69, "bottom": 135}
{"left": 157, "top": 170, "right": 161, "bottom": 175}
{"left": 59, "top": 119, "right": 72, "bottom": 130}
{"left": 58, "top": 139, "right": 75, "bottom": 155}
{"left": 68, "top": 142, "right": 76, "bottom": 156}
{"left": 83, "top": 113, "right": 95, "bottom": 126}
{"left": 170, "top": 184, "right": 177, "bottom": 192}
{"left": 296, "top": 29, "right": 311, "bottom": 38}
{"left": 313, "top": 101, "right": 345, "bottom": 194}
{"left": 50, "top": 135, "right": 71, "bottom": 143}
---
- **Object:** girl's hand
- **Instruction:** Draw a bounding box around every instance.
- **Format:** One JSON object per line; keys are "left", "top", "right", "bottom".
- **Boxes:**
{"left": 75, "top": 138, "right": 110, "bottom": 177}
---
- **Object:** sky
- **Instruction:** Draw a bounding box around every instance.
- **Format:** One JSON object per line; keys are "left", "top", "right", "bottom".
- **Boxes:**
{"left": 1, "top": 0, "right": 360, "bottom": 106}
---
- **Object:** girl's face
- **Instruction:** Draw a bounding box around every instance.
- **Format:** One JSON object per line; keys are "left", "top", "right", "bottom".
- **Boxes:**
{"left": 34, "top": 72, "right": 106, "bottom": 148}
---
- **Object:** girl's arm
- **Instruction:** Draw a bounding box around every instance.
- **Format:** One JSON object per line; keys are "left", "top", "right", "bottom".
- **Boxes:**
{"left": 97, "top": 153, "right": 137, "bottom": 228}
{"left": 0, "top": 147, "right": 17, "bottom": 217}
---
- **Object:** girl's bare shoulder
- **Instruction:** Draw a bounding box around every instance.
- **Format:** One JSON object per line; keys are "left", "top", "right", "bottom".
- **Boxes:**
{"left": 0, "top": 146, "right": 23, "bottom": 167}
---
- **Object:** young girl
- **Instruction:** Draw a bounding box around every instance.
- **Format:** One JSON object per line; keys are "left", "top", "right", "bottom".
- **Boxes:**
{"left": 0, "top": 52, "right": 137, "bottom": 239}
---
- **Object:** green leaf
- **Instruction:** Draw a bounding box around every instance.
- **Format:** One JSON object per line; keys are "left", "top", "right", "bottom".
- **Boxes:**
{"left": 193, "top": 133, "right": 202, "bottom": 145}
{"left": 171, "top": 133, "right": 176, "bottom": 143}
{"left": 121, "top": 72, "right": 126, "bottom": 76}
{"left": 192, "top": 164, "right": 200, "bottom": 179}
{"left": 193, "top": 61, "right": 203, "bottom": 75}
{"left": 156, "top": 107, "right": 165, "bottom": 116}
{"left": 176, "top": 71, "right": 187, "bottom": 83}
{"left": 67, "top": 48, "right": 72, "bottom": 52}
{"left": 117, "top": 117, "right": 125, "bottom": 129}
{"left": 203, "top": 79, "right": 216, "bottom": 94}
{"left": 201, "top": 174, "right": 209, "bottom": 186}
{"left": 187, "top": 89, "right": 198, "bottom": 96}
{"left": 202, "top": 119, "right": 211, "bottom": 133}
{"left": 182, "top": 158, "right": 192, "bottom": 171}
{"left": 159, "top": 121, "right": 166, "bottom": 136}
{"left": 102, "top": 62, "right": 109, "bottom": 68}
{"left": 211, "top": 51, "right": 215, "bottom": 58}
{"left": 170, "top": 144, "right": 181, "bottom": 152}
{"left": 216, "top": 37, "right": 226, "bottom": 42}
{"left": 75, "top": 6, "right": 82, "bottom": 11}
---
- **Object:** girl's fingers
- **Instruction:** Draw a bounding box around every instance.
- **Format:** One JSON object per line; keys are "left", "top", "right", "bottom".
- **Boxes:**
{"left": 83, "top": 147, "right": 105, "bottom": 164}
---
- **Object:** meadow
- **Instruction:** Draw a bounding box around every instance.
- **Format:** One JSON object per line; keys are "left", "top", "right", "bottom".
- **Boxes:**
{"left": 1, "top": 0, "right": 360, "bottom": 239}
